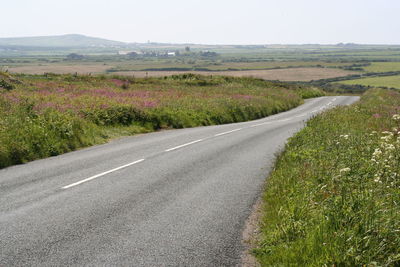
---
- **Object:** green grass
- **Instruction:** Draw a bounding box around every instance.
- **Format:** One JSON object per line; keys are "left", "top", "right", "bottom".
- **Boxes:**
{"left": 0, "top": 72, "right": 324, "bottom": 168}
{"left": 254, "top": 88, "right": 400, "bottom": 266}
{"left": 363, "top": 62, "right": 400, "bottom": 73}
{"left": 338, "top": 75, "right": 400, "bottom": 89}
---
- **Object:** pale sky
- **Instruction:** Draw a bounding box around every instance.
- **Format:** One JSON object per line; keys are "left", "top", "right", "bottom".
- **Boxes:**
{"left": 1, "top": 0, "right": 399, "bottom": 44}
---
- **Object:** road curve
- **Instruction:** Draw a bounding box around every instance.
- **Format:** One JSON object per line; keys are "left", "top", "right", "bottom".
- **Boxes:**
{"left": 0, "top": 96, "right": 359, "bottom": 266}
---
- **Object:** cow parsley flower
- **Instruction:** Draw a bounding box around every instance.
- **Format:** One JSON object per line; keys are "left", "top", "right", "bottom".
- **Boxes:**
{"left": 372, "top": 148, "right": 382, "bottom": 157}
{"left": 340, "top": 167, "right": 351, "bottom": 173}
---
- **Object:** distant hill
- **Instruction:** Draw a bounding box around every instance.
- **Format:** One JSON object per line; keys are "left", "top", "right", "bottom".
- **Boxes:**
{"left": 0, "top": 34, "right": 126, "bottom": 47}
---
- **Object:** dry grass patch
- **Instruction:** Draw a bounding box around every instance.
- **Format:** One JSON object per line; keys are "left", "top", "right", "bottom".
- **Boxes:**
{"left": 8, "top": 64, "right": 112, "bottom": 74}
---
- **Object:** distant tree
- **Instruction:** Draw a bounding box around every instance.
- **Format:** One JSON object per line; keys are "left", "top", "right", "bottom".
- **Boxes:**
{"left": 185, "top": 46, "right": 190, "bottom": 52}
{"left": 200, "top": 51, "right": 218, "bottom": 57}
{"left": 127, "top": 51, "right": 139, "bottom": 58}
{"left": 66, "top": 53, "right": 84, "bottom": 60}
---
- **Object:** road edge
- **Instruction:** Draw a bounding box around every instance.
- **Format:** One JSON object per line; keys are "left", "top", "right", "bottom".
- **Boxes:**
{"left": 241, "top": 196, "right": 263, "bottom": 267}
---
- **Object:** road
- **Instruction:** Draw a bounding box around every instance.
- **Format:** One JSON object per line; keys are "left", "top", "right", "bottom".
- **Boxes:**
{"left": 0, "top": 96, "right": 359, "bottom": 266}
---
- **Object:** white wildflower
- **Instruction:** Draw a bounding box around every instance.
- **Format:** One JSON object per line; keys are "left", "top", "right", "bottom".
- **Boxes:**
{"left": 372, "top": 148, "right": 382, "bottom": 157}
{"left": 381, "top": 131, "right": 393, "bottom": 136}
{"left": 340, "top": 167, "right": 351, "bottom": 173}
{"left": 386, "top": 144, "right": 395, "bottom": 150}
{"left": 340, "top": 134, "right": 349, "bottom": 139}
{"left": 381, "top": 135, "right": 392, "bottom": 142}
{"left": 392, "top": 114, "right": 400, "bottom": 121}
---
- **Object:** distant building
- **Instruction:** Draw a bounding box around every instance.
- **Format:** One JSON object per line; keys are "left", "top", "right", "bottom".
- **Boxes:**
{"left": 167, "top": 52, "right": 176, "bottom": 57}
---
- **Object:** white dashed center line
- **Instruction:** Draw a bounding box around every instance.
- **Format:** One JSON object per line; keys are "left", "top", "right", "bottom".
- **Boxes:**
{"left": 214, "top": 128, "right": 242, "bottom": 136}
{"left": 250, "top": 122, "right": 271, "bottom": 127}
{"left": 62, "top": 97, "right": 340, "bottom": 189}
{"left": 165, "top": 139, "right": 204, "bottom": 152}
{"left": 62, "top": 159, "right": 145, "bottom": 189}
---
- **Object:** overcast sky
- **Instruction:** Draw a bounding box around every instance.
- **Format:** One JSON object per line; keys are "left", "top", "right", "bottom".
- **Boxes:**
{"left": 1, "top": 0, "right": 399, "bottom": 44}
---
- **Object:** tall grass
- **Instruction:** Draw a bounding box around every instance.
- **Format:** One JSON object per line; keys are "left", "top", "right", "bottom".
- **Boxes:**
{"left": 0, "top": 97, "right": 102, "bottom": 168}
{"left": 0, "top": 73, "right": 324, "bottom": 168}
{"left": 254, "top": 88, "right": 400, "bottom": 266}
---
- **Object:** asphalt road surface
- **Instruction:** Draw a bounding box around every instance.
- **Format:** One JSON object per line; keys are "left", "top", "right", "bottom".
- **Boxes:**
{"left": 0, "top": 96, "right": 359, "bottom": 266}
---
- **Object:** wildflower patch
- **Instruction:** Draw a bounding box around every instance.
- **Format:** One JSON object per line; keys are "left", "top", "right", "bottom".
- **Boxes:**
{"left": 0, "top": 72, "right": 323, "bottom": 168}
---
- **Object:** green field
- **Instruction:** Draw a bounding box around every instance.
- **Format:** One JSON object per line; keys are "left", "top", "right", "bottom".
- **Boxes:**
{"left": 339, "top": 75, "right": 400, "bottom": 89}
{"left": 2, "top": 44, "right": 400, "bottom": 74}
{"left": 254, "top": 88, "right": 400, "bottom": 266}
{"left": 0, "top": 57, "right": 354, "bottom": 73}
{"left": 363, "top": 62, "right": 400, "bottom": 72}
{"left": 104, "top": 60, "right": 354, "bottom": 72}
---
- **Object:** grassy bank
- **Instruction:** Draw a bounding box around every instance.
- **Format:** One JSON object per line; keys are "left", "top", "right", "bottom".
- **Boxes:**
{"left": 254, "top": 88, "right": 400, "bottom": 266}
{"left": 0, "top": 72, "right": 323, "bottom": 168}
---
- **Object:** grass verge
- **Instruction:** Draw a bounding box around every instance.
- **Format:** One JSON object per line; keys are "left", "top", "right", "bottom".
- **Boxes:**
{"left": 254, "top": 88, "right": 400, "bottom": 266}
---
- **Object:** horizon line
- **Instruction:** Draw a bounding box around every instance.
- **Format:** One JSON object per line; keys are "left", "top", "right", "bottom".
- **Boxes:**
{"left": 1, "top": 33, "right": 399, "bottom": 47}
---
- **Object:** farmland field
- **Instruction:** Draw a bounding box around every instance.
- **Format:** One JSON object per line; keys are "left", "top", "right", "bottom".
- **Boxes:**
{"left": 5, "top": 63, "right": 357, "bottom": 81}
{"left": 338, "top": 75, "right": 400, "bottom": 89}
{"left": 6, "top": 64, "right": 111, "bottom": 74}
{"left": 3, "top": 45, "right": 400, "bottom": 83}
{"left": 105, "top": 61, "right": 353, "bottom": 72}
{"left": 112, "top": 68, "right": 356, "bottom": 82}
{"left": 362, "top": 62, "right": 400, "bottom": 72}
{"left": 5, "top": 61, "right": 354, "bottom": 74}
